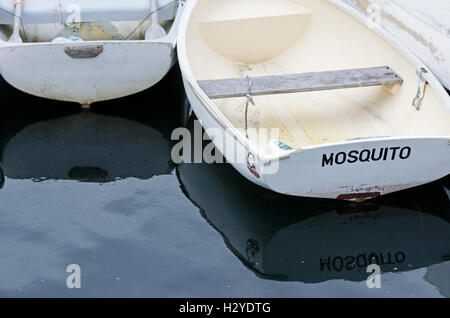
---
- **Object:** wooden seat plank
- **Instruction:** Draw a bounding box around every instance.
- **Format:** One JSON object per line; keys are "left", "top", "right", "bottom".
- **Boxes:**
{"left": 198, "top": 66, "right": 403, "bottom": 99}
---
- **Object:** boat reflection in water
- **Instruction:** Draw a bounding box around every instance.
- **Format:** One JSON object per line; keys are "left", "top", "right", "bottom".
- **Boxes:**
{"left": 0, "top": 103, "right": 175, "bottom": 186}
{"left": 1, "top": 113, "right": 172, "bottom": 183}
{"left": 177, "top": 147, "right": 450, "bottom": 284}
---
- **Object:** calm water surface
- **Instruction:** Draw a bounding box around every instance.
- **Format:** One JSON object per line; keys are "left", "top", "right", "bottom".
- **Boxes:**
{"left": 0, "top": 69, "right": 449, "bottom": 298}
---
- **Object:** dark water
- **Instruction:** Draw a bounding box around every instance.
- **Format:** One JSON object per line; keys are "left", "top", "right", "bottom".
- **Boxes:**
{"left": 0, "top": 67, "right": 449, "bottom": 298}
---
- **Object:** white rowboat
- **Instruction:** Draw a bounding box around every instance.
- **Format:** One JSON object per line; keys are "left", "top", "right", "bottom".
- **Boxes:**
{"left": 0, "top": 0, "right": 186, "bottom": 106}
{"left": 177, "top": 0, "right": 450, "bottom": 201}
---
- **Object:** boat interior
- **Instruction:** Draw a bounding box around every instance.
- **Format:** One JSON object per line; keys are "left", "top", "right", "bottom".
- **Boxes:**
{"left": 186, "top": 0, "right": 450, "bottom": 150}
{"left": 0, "top": 2, "right": 178, "bottom": 42}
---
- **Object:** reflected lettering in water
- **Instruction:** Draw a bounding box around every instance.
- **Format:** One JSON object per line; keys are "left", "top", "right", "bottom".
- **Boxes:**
{"left": 177, "top": 120, "right": 450, "bottom": 294}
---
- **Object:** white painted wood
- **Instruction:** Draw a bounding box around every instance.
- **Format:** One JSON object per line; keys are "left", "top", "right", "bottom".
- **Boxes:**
{"left": 0, "top": 41, "right": 174, "bottom": 104}
{"left": 0, "top": 1, "right": 186, "bottom": 104}
{"left": 198, "top": 66, "right": 403, "bottom": 99}
{"left": 178, "top": 0, "right": 450, "bottom": 201}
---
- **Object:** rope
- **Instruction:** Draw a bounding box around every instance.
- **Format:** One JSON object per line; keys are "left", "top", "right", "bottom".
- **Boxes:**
{"left": 243, "top": 76, "right": 255, "bottom": 138}
{"left": 413, "top": 68, "right": 428, "bottom": 110}
{"left": 0, "top": 4, "right": 28, "bottom": 42}
{"left": 124, "top": 0, "right": 177, "bottom": 40}
{"left": 415, "top": 68, "right": 424, "bottom": 100}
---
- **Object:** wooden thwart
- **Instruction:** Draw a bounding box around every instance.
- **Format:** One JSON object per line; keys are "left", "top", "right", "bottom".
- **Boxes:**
{"left": 198, "top": 66, "right": 403, "bottom": 99}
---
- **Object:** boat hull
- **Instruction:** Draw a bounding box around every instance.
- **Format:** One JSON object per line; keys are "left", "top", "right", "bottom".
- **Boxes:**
{"left": 263, "top": 137, "right": 450, "bottom": 201}
{"left": 0, "top": 0, "right": 186, "bottom": 104}
{"left": 183, "top": 78, "right": 267, "bottom": 189}
{"left": 183, "top": 78, "right": 450, "bottom": 201}
{"left": 0, "top": 41, "right": 174, "bottom": 105}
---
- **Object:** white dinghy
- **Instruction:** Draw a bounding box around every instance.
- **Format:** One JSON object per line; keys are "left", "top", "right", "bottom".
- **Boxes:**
{"left": 0, "top": 0, "right": 186, "bottom": 106}
{"left": 178, "top": 0, "right": 450, "bottom": 201}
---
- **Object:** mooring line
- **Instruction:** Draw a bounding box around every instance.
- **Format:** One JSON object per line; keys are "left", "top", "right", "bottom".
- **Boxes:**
{"left": 0, "top": 6, "right": 28, "bottom": 42}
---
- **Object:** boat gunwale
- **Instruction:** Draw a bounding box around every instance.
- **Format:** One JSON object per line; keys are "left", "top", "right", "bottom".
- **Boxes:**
{"left": 177, "top": 0, "right": 450, "bottom": 164}
{"left": 0, "top": 39, "right": 175, "bottom": 49}
{"left": 0, "top": 0, "right": 186, "bottom": 48}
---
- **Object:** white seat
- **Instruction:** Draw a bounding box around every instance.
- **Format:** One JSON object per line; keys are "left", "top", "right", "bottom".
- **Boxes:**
{"left": 198, "top": 2, "right": 312, "bottom": 63}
